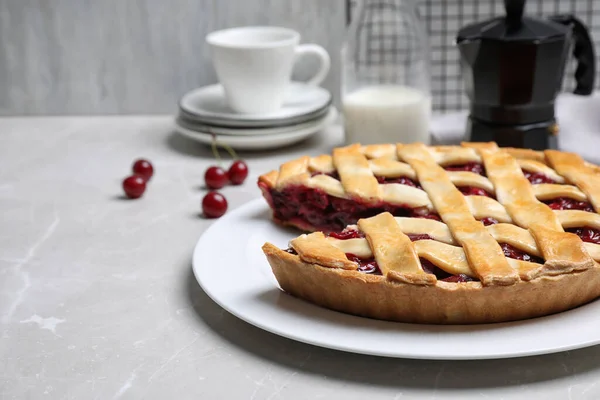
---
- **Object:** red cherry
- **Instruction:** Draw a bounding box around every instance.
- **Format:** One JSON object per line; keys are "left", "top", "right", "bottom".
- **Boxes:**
{"left": 122, "top": 175, "right": 146, "bottom": 199}
{"left": 202, "top": 191, "right": 228, "bottom": 218}
{"left": 132, "top": 159, "right": 154, "bottom": 181}
{"left": 228, "top": 160, "right": 248, "bottom": 185}
{"left": 205, "top": 166, "right": 228, "bottom": 189}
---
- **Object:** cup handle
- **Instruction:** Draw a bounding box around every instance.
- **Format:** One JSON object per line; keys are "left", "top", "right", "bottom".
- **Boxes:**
{"left": 294, "top": 44, "right": 331, "bottom": 86}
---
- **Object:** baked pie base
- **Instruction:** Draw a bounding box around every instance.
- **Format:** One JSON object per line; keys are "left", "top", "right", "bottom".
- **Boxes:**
{"left": 263, "top": 243, "right": 600, "bottom": 324}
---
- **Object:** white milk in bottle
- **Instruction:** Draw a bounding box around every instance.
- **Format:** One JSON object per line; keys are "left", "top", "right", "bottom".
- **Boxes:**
{"left": 343, "top": 85, "right": 431, "bottom": 145}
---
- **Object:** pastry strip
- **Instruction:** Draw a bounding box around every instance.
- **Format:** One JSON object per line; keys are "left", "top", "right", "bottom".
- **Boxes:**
{"left": 464, "top": 196, "right": 513, "bottom": 223}
{"left": 358, "top": 213, "right": 436, "bottom": 285}
{"left": 546, "top": 150, "right": 600, "bottom": 213}
{"left": 399, "top": 143, "right": 519, "bottom": 286}
{"left": 529, "top": 224, "right": 593, "bottom": 273}
{"left": 368, "top": 158, "right": 417, "bottom": 179}
{"left": 394, "top": 217, "right": 455, "bottom": 244}
{"left": 290, "top": 232, "right": 357, "bottom": 270}
{"left": 414, "top": 240, "right": 473, "bottom": 276}
{"left": 532, "top": 184, "right": 588, "bottom": 202}
{"left": 308, "top": 154, "right": 335, "bottom": 173}
{"left": 517, "top": 159, "right": 565, "bottom": 183}
{"left": 379, "top": 184, "right": 433, "bottom": 208}
{"left": 276, "top": 156, "right": 310, "bottom": 189}
{"left": 479, "top": 149, "right": 594, "bottom": 275}
{"left": 555, "top": 210, "right": 600, "bottom": 230}
{"left": 479, "top": 149, "right": 562, "bottom": 230}
{"left": 447, "top": 171, "right": 495, "bottom": 193}
{"left": 333, "top": 144, "right": 381, "bottom": 203}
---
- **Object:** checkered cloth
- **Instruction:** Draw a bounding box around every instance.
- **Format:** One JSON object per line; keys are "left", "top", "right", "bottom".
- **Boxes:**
{"left": 348, "top": 0, "right": 600, "bottom": 112}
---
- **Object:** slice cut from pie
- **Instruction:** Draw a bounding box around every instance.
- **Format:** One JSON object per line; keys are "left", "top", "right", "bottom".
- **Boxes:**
{"left": 259, "top": 142, "right": 600, "bottom": 324}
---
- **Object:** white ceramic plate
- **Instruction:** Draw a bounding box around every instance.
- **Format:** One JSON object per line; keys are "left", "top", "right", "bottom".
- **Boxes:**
{"left": 178, "top": 105, "right": 330, "bottom": 133}
{"left": 193, "top": 199, "right": 600, "bottom": 360}
{"left": 174, "top": 107, "right": 337, "bottom": 151}
{"left": 179, "top": 82, "right": 332, "bottom": 128}
{"left": 176, "top": 106, "right": 331, "bottom": 136}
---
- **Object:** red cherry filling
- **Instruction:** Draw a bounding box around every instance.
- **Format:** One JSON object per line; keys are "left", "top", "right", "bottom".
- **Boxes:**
{"left": 407, "top": 233, "right": 433, "bottom": 241}
{"left": 458, "top": 186, "right": 494, "bottom": 198}
{"left": 261, "top": 183, "right": 441, "bottom": 233}
{"left": 479, "top": 217, "right": 499, "bottom": 226}
{"left": 522, "top": 170, "right": 557, "bottom": 184}
{"left": 444, "top": 163, "right": 485, "bottom": 176}
{"left": 567, "top": 227, "right": 600, "bottom": 244}
{"left": 375, "top": 176, "right": 422, "bottom": 188}
{"left": 346, "top": 254, "right": 381, "bottom": 274}
{"left": 328, "top": 229, "right": 365, "bottom": 240}
{"left": 544, "top": 197, "right": 594, "bottom": 212}
{"left": 500, "top": 243, "right": 543, "bottom": 263}
{"left": 443, "top": 274, "right": 476, "bottom": 283}
{"left": 284, "top": 246, "right": 381, "bottom": 274}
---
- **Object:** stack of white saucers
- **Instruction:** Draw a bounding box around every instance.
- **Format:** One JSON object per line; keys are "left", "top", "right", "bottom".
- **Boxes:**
{"left": 175, "top": 82, "right": 337, "bottom": 151}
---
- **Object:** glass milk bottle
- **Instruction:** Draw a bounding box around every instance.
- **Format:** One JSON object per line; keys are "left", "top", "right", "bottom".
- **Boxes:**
{"left": 342, "top": 0, "right": 431, "bottom": 145}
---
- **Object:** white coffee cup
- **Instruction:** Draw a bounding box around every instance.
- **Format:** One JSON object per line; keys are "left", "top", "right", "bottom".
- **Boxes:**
{"left": 206, "top": 26, "right": 331, "bottom": 114}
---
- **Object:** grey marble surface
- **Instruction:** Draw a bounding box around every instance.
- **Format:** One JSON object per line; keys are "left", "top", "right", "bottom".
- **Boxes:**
{"left": 0, "top": 0, "right": 344, "bottom": 116}
{"left": 2, "top": 116, "right": 600, "bottom": 399}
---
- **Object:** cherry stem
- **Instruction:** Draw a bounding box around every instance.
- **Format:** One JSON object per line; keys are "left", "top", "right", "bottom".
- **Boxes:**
{"left": 220, "top": 141, "right": 238, "bottom": 160}
{"left": 210, "top": 133, "right": 223, "bottom": 165}
{"left": 210, "top": 132, "right": 238, "bottom": 161}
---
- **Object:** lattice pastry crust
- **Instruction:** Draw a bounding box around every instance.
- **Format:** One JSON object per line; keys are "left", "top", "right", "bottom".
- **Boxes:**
{"left": 259, "top": 142, "right": 600, "bottom": 324}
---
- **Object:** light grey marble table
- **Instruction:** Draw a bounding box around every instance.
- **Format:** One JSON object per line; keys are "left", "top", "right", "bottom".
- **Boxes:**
{"left": 2, "top": 116, "right": 600, "bottom": 400}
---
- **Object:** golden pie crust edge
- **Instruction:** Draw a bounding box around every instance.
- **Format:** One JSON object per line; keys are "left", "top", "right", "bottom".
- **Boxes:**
{"left": 262, "top": 243, "right": 600, "bottom": 324}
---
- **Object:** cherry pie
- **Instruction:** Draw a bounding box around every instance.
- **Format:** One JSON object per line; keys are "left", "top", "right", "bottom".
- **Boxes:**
{"left": 259, "top": 142, "right": 600, "bottom": 324}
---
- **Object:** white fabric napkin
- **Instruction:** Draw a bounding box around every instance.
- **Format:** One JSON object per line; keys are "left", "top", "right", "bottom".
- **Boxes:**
{"left": 430, "top": 92, "right": 600, "bottom": 163}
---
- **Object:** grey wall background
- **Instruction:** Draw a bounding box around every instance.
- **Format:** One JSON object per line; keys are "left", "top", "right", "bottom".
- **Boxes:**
{"left": 0, "top": 0, "right": 346, "bottom": 116}
{"left": 3, "top": 0, "right": 600, "bottom": 116}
